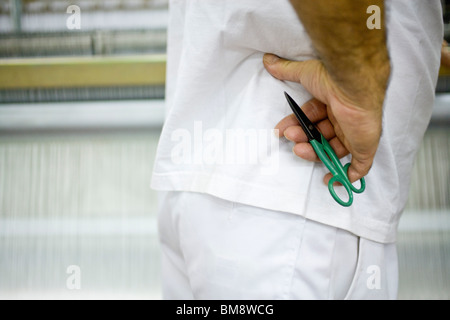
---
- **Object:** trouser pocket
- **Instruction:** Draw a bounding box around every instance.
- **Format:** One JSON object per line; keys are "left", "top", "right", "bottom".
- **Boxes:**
{"left": 343, "top": 237, "right": 398, "bottom": 300}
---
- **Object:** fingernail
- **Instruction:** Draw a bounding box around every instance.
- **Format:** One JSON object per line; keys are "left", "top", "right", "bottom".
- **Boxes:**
{"left": 263, "top": 54, "right": 279, "bottom": 65}
{"left": 284, "top": 131, "right": 293, "bottom": 142}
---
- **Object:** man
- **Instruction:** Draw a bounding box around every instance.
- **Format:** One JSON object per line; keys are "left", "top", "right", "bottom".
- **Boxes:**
{"left": 151, "top": 0, "right": 443, "bottom": 299}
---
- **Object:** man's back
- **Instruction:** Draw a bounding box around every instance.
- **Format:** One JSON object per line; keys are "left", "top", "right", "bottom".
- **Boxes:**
{"left": 152, "top": 0, "right": 443, "bottom": 243}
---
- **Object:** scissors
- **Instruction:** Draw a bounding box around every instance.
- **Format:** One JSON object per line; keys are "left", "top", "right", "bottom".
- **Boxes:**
{"left": 284, "top": 92, "right": 365, "bottom": 207}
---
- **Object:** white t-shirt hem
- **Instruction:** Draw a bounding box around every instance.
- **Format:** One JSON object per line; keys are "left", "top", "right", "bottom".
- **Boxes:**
{"left": 151, "top": 171, "right": 398, "bottom": 243}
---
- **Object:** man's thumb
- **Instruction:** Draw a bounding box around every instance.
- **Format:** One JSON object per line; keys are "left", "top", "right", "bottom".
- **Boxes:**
{"left": 263, "top": 54, "right": 329, "bottom": 103}
{"left": 263, "top": 54, "right": 305, "bottom": 83}
{"left": 347, "top": 159, "right": 372, "bottom": 183}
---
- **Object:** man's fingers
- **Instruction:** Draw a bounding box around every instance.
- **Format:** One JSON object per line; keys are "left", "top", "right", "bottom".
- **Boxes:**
{"left": 275, "top": 98, "right": 327, "bottom": 136}
{"left": 274, "top": 114, "right": 300, "bottom": 137}
{"left": 284, "top": 126, "right": 308, "bottom": 143}
{"left": 292, "top": 142, "right": 320, "bottom": 162}
{"left": 292, "top": 136, "right": 349, "bottom": 162}
{"left": 301, "top": 99, "right": 328, "bottom": 123}
{"left": 327, "top": 136, "right": 350, "bottom": 159}
{"left": 323, "top": 173, "right": 335, "bottom": 186}
{"left": 284, "top": 119, "right": 336, "bottom": 143}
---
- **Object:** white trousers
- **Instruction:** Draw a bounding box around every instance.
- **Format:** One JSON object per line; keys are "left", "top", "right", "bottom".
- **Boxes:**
{"left": 157, "top": 191, "right": 398, "bottom": 300}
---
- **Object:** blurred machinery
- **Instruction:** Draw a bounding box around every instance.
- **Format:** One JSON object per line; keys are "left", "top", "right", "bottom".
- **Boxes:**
{"left": 0, "top": 0, "right": 167, "bottom": 102}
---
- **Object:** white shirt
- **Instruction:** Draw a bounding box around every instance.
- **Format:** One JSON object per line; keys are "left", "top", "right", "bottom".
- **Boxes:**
{"left": 151, "top": 0, "right": 443, "bottom": 243}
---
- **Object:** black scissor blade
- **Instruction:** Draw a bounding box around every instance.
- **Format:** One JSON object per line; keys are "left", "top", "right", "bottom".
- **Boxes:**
{"left": 284, "top": 92, "right": 322, "bottom": 142}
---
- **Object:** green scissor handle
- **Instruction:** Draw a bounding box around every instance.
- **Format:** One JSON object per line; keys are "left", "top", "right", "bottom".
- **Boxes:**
{"left": 310, "top": 136, "right": 365, "bottom": 207}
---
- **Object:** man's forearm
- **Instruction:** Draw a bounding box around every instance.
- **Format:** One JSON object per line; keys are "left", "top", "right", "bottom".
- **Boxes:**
{"left": 290, "top": 0, "right": 390, "bottom": 110}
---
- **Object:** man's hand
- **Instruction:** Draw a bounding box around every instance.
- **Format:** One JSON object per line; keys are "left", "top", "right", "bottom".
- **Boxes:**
{"left": 263, "top": 54, "right": 385, "bottom": 184}
{"left": 264, "top": 0, "right": 390, "bottom": 185}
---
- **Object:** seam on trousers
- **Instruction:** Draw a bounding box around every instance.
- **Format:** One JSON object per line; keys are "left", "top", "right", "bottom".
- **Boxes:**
{"left": 326, "top": 227, "right": 339, "bottom": 300}
{"left": 344, "top": 237, "right": 363, "bottom": 300}
{"left": 175, "top": 191, "right": 196, "bottom": 297}
{"left": 282, "top": 216, "right": 306, "bottom": 300}
{"left": 158, "top": 191, "right": 194, "bottom": 299}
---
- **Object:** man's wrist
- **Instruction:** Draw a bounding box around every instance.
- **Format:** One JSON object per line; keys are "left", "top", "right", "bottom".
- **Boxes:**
{"left": 330, "top": 53, "right": 391, "bottom": 112}
{"left": 290, "top": 0, "right": 390, "bottom": 112}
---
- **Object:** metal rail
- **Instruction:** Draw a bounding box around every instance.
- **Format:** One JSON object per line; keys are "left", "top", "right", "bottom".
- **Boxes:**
{"left": 1, "top": 0, "right": 168, "bottom": 15}
{"left": 0, "top": 54, "right": 166, "bottom": 89}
